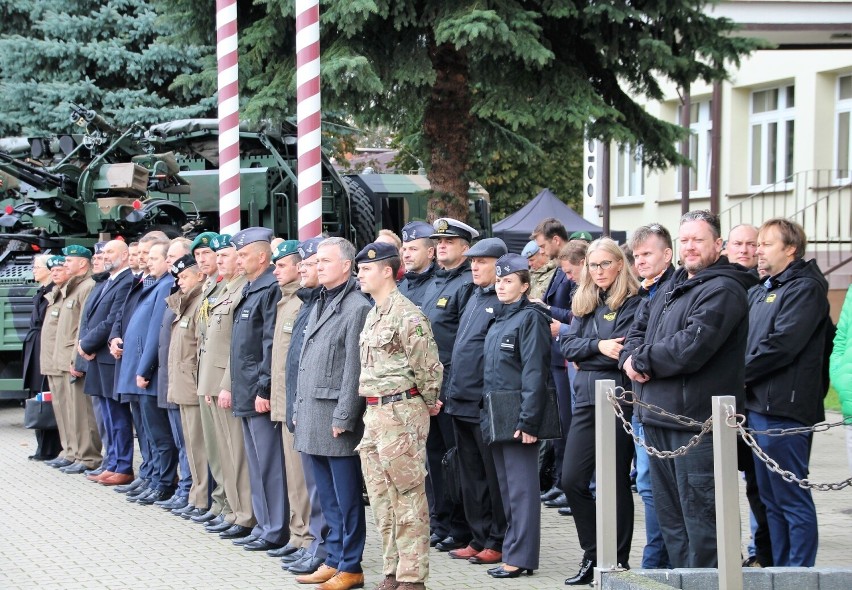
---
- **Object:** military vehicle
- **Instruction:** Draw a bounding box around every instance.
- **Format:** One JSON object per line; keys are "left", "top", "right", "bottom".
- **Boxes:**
{"left": 0, "top": 105, "right": 491, "bottom": 398}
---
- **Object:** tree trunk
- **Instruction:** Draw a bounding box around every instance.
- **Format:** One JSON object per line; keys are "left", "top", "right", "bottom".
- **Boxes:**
{"left": 422, "top": 38, "right": 472, "bottom": 222}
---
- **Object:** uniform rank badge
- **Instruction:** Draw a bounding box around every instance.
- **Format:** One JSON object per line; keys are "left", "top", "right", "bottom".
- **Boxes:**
{"left": 436, "top": 297, "right": 448, "bottom": 308}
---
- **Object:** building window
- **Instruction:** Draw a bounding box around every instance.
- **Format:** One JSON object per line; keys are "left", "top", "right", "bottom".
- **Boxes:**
{"left": 749, "top": 85, "right": 795, "bottom": 187}
{"left": 676, "top": 100, "right": 713, "bottom": 194}
{"left": 837, "top": 75, "right": 852, "bottom": 182}
{"left": 616, "top": 144, "right": 644, "bottom": 198}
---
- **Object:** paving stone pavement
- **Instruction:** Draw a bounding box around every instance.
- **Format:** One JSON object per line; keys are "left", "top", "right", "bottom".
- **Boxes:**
{"left": 1, "top": 401, "right": 850, "bottom": 589}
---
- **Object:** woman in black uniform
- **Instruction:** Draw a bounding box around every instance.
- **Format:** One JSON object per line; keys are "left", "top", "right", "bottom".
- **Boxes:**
{"left": 482, "top": 253, "right": 552, "bottom": 579}
{"left": 561, "top": 238, "right": 640, "bottom": 585}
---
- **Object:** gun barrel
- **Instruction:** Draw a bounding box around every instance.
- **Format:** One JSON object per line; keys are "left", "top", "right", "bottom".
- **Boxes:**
{"left": 0, "top": 152, "right": 68, "bottom": 189}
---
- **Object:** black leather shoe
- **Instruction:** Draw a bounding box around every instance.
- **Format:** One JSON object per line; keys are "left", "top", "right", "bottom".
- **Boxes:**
{"left": 565, "top": 559, "right": 595, "bottom": 585}
{"left": 155, "top": 494, "right": 180, "bottom": 508}
{"left": 267, "top": 543, "right": 300, "bottom": 558}
{"left": 287, "top": 554, "right": 324, "bottom": 574}
{"left": 115, "top": 478, "right": 146, "bottom": 494}
{"left": 281, "top": 547, "right": 308, "bottom": 566}
{"left": 207, "top": 519, "right": 234, "bottom": 534}
{"left": 171, "top": 503, "right": 196, "bottom": 516}
{"left": 50, "top": 458, "right": 74, "bottom": 469}
{"left": 61, "top": 462, "right": 90, "bottom": 475}
{"left": 540, "top": 486, "right": 562, "bottom": 502}
{"left": 232, "top": 534, "right": 259, "bottom": 546}
{"left": 85, "top": 466, "right": 105, "bottom": 477}
{"left": 435, "top": 536, "right": 466, "bottom": 552}
{"left": 126, "top": 488, "right": 154, "bottom": 502}
{"left": 166, "top": 497, "right": 190, "bottom": 511}
{"left": 219, "top": 524, "right": 252, "bottom": 539}
{"left": 244, "top": 538, "right": 283, "bottom": 552}
{"left": 181, "top": 507, "right": 207, "bottom": 520}
{"left": 429, "top": 533, "right": 442, "bottom": 547}
{"left": 137, "top": 490, "right": 170, "bottom": 505}
{"left": 558, "top": 506, "right": 573, "bottom": 516}
{"left": 488, "top": 566, "right": 534, "bottom": 578}
{"left": 191, "top": 510, "right": 218, "bottom": 524}
{"left": 544, "top": 493, "right": 570, "bottom": 508}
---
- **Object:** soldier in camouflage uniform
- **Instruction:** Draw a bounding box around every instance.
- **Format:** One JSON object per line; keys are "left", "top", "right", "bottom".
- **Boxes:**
{"left": 355, "top": 241, "right": 443, "bottom": 590}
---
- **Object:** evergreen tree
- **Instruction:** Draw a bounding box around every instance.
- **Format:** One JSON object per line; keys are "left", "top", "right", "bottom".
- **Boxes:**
{"left": 164, "top": 0, "right": 761, "bottom": 220}
{"left": 0, "top": 0, "right": 214, "bottom": 136}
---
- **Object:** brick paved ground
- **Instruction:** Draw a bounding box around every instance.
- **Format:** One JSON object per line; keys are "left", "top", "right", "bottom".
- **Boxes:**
{"left": 1, "top": 401, "right": 850, "bottom": 589}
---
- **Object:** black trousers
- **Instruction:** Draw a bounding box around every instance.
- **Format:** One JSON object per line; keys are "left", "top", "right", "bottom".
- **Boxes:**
{"left": 425, "top": 409, "right": 469, "bottom": 541}
{"left": 737, "top": 421, "right": 773, "bottom": 566}
{"left": 562, "top": 404, "right": 634, "bottom": 566}
{"left": 550, "top": 365, "right": 573, "bottom": 487}
{"left": 453, "top": 417, "right": 506, "bottom": 551}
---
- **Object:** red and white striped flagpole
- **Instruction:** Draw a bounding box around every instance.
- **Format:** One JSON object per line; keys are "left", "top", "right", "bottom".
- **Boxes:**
{"left": 216, "top": 0, "right": 241, "bottom": 235}
{"left": 295, "top": 0, "right": 323, "bottom": 239}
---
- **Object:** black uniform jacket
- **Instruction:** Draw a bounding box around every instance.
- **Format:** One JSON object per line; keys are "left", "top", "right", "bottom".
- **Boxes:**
{"left": 398, "top": 263, "right": 436, "bottom": 308}
{"left": 446, "top": 284, "right": 500, "bottom": 422}
{"left": 482, "top": 297, "right": 552, "bottom": 438}
{"left": 745, "top": 258, "right": 829, "bottom": 426}
{"left": 230, "top": 266, "right": 282, "bottom": 417}
{"left": 561, "top": 294, "right": 640, "bottom": 409}
{"left": 620, "top": 257, "right": 758, "bottom": 430}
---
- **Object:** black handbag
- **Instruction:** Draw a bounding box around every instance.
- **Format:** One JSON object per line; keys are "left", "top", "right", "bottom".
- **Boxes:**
{"left": 482, "top": 387, "right": 562, "bottom": 445}
{"left": 441, "top": 446, "right": 463, "bottom": 505}
{"left": 24, "top": 398, "right": 57, "bottom": 430}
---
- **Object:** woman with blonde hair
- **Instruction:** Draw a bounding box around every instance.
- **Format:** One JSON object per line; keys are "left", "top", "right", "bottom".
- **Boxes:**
{"left": 560, "top": 238, "right": 640, "bottom": 585}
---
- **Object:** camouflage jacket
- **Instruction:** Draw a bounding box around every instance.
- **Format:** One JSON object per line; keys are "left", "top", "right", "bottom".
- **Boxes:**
{"left": 359, "top": 288, "right": 443, "bottom": 407}
{"left": 530, "top": 259, "right": 556, "bottom": 301}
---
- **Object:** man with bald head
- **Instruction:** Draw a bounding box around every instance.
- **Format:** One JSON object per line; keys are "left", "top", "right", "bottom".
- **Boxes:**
{"left": 727, "top": 224, "right": 759, "bottom": 270}
{"left": 78, "top": 239, "right": 138, "bottom": 485}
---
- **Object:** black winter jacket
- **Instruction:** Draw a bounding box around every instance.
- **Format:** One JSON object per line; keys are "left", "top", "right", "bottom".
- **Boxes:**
{"left": 422, "top": 260, "right": 475, "bottom": 369}
{"left": 230, "top": 266, "right": 282, "bottom": 417}
{"left": 398, "top": 263, "right": 436, "bottom": 308}
{"left": 745, "top": 258, "right": 829, "bottom": 426}
{"left": 562, "top": 294, "right": 640, "bottom": 408}
{"left": 481, "top": 298, "right": 552, "bottom": 438}
{"left": 446, "top": 284, "right": 500, "bottom": 422}
{"left": 620, "top": 257, "right": 758, "bottom": 430}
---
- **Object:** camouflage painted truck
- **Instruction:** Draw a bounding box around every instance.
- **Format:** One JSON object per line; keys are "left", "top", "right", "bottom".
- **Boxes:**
{"left": 0, "top": 106, "right": 491, "bottom": 398}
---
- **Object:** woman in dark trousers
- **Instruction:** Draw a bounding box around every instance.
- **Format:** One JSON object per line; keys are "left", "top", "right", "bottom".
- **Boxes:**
{"left": 481, "top": 253, "right": 552, "bottom": 579}
{"left": 561, "top": 238, "right": 640, "bottom": 585}
{"left": 21, "top": 254, "right": 61, "bottom": 460}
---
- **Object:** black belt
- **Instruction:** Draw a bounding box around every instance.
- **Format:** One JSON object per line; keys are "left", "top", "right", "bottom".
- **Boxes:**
{"left": 366, "top": 387, "right": 420, "bottom": 406}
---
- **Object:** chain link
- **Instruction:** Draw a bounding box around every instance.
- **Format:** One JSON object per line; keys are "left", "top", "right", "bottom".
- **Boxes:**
{"left": 743, "top": 419, "right": 851, "bottom": 437}
{"left": 607, "top": 388, "right": 712, "bottom": 459}
{"left": 725, "top": 410, "right": 852, "bottom": 491}
{"left": 610, "top": 387, "right": 707, "bottom": 428}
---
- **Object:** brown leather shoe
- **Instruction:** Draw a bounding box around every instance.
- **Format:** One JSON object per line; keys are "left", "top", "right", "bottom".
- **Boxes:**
{"left": 317, "top": 572, "right": 365, "bottom": 590}
{"left": 469, "top": 548, "right": 503, "bottom": 564}
{"left": 448, "top": 544, "right": 480, "bottom": 560}
{"left": 87, "top": 470, "right": 115, "bottom": 482}
{"left": 295, "top": 564, "right": 337, "bottom": 584}
{"left": 99, "top": 473, "right": 134, "bottom": 486}
{"left": 373, "top": 574, "right": 398, "bottom": 590}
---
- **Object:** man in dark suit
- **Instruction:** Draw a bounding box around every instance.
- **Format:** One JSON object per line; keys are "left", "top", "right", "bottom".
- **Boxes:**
{"left": 78, "top": 240, "right": 136, "bottom": 486}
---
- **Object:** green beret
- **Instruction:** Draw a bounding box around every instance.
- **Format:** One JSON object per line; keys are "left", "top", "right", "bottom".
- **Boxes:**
{"left": 210, "top": 234, "right": 233, "bottom": 251}
{"left": 61, "top": 244, "right": 92, "bottom": 259}
{"left": 191, "top": 232, "right": 219, "bottom": 253}
{"left": 272, "top": 240, "right": 300, "bottom": 262}
{"left": 46, "top": 255, "right": 66, "bottom": 269}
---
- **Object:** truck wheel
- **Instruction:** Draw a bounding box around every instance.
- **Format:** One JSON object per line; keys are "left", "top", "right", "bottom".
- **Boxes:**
{"left": 343, "top": 177, "right": 375, "bottom": 251}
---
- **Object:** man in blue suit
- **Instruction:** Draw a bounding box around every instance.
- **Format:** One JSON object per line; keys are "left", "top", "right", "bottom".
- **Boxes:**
{"left": 78, "top": 240, "right": 136, "bottom": 486}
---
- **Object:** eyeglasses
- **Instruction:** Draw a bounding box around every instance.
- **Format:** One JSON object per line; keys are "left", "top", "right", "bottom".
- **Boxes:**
{"left": 298, "top": 261, "right": 318, "bottom": 269}
{"left": 588, "top": 260, "right": 615, "bottom": 271}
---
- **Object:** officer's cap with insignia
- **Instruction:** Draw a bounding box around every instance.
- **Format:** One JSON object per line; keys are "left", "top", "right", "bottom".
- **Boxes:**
{"left": 46, "top": 255, "right": 66, "bottom": 269}
{"left": 62, "top": 244, "right": 92, "bottom": 259}
{"left": 401, "top": 221, "right": 435, "bottom": 243}
{"left": 170, "top": 254, "right": 198, "bottom": 277}
{"left": 210, "top": 234, "right": 232, "bottom": 251}
{"left": 430, "top": 218, "right": 479, "bottom": 243}
{"left": 297, "top": 237, "right": 324, "bottom": 260}
{"left": 521, "top": 240, "right": 540, "bottom": 259}
{"left": 272, "top": 240, "right": 301, "bottom": 262}
{"left": 495, "top": 253, "right": 529, "bottom": 278}
{"left": 232, "top": 227, "right": 274, "bottom": 250}
{"left": 355, "top": 242, "right": 399, "bottom": 265}
{"left": 191, "top": 231, "right": 220, "bottom": 254}
{"left": 569, "top": 231, "right": 594, "bottom": 242}
{"left": 93, "top": 241, "right": 107, "bottom": 255}
{"left": 464, "top": 237, "right": 507, "bottom": 259}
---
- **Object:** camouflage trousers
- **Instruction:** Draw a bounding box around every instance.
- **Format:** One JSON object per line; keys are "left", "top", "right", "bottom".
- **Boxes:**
{"left": 357, "top": 398, "right": 430, "bottom": 583}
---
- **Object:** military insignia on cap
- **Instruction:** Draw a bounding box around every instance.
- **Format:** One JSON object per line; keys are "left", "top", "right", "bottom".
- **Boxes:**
{"left": 201, "top": 237, "right": 208, "bottom": 244}
{"left": 367, "top": 249, "right": 376, "bottom": 259}
{"left": 236, "top": 234, "right": 245, "bottom": 246}
{"left": 402, "top": 230, "right": 410, "bottom": 241}
{"left": 437, "top": 219, "right": 449, "bottom": 232}
{"left": 211, "top": 237, "right": 220, "bottom": 249}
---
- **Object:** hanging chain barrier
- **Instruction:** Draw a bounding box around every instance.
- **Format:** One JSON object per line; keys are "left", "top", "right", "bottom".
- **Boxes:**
{"left": 725, "top": 409, "right": 852, "bottom": 491}
{"left": 607, "top": 386, "right": 852, "bottom": 490}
